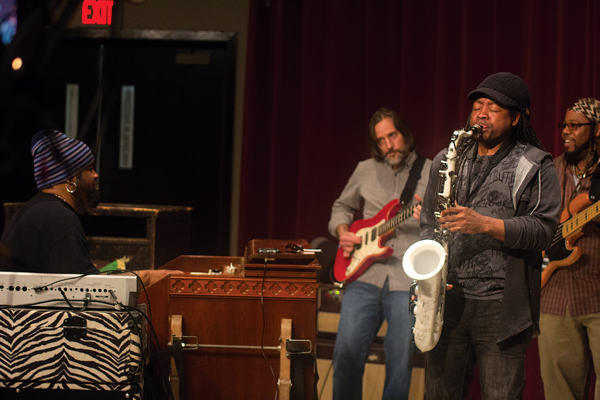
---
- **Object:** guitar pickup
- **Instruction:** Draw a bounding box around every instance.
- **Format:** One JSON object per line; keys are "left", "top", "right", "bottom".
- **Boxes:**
{"left": 371, "top": 227, "right": 377, "bottom": 242}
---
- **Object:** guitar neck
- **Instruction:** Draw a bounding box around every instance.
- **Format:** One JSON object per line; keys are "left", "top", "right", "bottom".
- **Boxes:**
{"left": 379, "top": 202, "right": 418, "bottom": 236}
{"left": 562, "top": 201, "right": 600, "bottom": 238}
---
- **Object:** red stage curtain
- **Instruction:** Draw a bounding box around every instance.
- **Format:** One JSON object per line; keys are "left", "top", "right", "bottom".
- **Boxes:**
{"left": 240, "top": 0, "right": 600, "bottom": 250}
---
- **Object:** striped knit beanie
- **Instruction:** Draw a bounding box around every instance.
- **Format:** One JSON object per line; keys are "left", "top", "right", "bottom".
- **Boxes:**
{"left": 31, "top": 130, "right": 95, "bottom": 189}
{"left": 569, "top": 98, "right": 600, "bottom": 124}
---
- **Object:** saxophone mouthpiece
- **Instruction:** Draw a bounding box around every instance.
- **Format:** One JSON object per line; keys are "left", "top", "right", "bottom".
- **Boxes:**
{"left": 469, "top": 124, "right": 483, "bottom": 136}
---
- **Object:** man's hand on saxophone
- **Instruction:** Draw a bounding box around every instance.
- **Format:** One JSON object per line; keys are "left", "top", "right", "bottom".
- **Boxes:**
{"left": 438, "top": 202, "right": 506, "bottom": 241}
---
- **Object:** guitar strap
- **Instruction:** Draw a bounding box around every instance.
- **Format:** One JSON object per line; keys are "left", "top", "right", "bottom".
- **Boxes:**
{"left": 399, "top": 154, "right": 426, "bottom": 206}
{"left": 590, "top": 166, "right": 600, "bottom": 201}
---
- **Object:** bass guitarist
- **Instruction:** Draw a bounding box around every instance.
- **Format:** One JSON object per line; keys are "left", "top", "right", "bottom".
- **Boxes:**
{"left": 539, "top": 98, "right": 600, "bottom": 400}
{"left": 327, "top": 107, "right": 431, "bottom": 400}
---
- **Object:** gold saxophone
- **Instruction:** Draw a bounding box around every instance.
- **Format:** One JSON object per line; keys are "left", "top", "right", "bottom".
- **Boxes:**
{"left": 402, "top": 124, "right": 482, "bottom": 352}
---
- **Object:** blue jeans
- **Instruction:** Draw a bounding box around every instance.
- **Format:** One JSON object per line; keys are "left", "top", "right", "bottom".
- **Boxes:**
{"left": 332, "top": 280, "right": 415, "bottom": 400}
{"left": 425, "top": 293, "right": 532, "bottom": 400}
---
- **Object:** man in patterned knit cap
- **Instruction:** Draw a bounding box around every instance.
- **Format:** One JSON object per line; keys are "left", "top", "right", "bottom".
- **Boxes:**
{"left": 539, "top": 98, "right": 600, "bottom": 400}
{"left": 420, "top": 72, "right": 560, "bottom": 398}
{"left": 0, "top": 130, "right": 179, "bottom": 285}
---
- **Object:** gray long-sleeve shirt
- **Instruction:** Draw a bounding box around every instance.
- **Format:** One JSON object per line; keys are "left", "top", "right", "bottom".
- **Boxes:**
{"left": 328, "top": 152, "right": 432, "bottom": 291}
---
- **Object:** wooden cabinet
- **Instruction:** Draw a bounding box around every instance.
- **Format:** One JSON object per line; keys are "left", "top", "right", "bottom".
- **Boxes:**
{"left": 140, "top": 240, "right": 319, "bottom": 399}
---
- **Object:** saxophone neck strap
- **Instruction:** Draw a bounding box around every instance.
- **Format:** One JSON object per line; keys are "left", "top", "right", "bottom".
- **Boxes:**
{"left": 399, "top": 154, "right": 426, "bottom": 206}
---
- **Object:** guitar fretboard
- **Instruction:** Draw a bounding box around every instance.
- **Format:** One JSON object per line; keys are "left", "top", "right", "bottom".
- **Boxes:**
{"left": 378, "top": 202, "right": 420, "bottom": 236}
{"left": 561, "top": 201, "right": 600, "bottom": 238}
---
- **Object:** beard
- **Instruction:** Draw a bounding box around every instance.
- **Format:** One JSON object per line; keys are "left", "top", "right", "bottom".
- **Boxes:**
{"left": 78, "top": 179, "right": 101, "bottom": 209}
{"left": 86, "top": 187, "right": 101, "bottom": 209}
{"left": 564, "top": 143, "right": 588, "bottom": 163}
{"left": 384, "top": 150, "right": 408, "bottom": 167}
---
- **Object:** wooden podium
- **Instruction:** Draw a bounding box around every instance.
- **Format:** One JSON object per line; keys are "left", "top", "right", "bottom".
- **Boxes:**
{"left": 140, "top": 240, "right": 320, "bottom": 400}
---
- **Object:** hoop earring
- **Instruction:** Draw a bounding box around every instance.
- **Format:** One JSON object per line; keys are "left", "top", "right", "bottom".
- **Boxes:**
{"left": 67, "top": 182, "right": 77, "bottom": 194}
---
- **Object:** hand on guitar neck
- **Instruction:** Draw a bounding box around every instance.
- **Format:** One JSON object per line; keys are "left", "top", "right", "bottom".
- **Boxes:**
{"left": 412, "top": 194, "right": 423, "bottom": 220}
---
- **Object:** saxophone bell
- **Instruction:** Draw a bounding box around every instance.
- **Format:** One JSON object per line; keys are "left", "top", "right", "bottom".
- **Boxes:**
{"left": 404, "top": 240, "right": 446, "bottom": 317}
{"left": 402, "top": 239, "right": 447, "bottom": 352}
{"left": 403, "top": 239, "right": 446, "bottom": 280}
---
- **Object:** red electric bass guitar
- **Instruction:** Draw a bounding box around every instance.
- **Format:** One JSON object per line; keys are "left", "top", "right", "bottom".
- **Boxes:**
{"left": 333, "top": 199, "right": 418, "bottom": 283}
{"left": 542, "top": 192, "right": 600, "bottom": 288}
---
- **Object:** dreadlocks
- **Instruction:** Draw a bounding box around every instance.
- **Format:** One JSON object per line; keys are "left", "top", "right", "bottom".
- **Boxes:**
{"left": 513, "top": 111, "right": 544, "bottom": 150}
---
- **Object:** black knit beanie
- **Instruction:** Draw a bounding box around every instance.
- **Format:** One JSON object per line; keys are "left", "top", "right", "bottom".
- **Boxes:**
{"left": 467, "top": 72, "right": 530, "bottom": 116}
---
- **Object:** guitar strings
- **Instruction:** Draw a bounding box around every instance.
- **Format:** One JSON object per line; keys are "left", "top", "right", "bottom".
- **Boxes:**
{"left": 550, "top": 202, "right": 600, "bottom": 247}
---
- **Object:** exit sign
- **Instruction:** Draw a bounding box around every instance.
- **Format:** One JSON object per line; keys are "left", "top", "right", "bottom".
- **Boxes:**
{"left": 82, "top": 0, "right": 114, "bottom": 25}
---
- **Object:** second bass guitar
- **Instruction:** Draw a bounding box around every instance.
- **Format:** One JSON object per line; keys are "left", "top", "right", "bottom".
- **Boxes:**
{"left": 542, "top": 192, "right": 600, "bottom": 288}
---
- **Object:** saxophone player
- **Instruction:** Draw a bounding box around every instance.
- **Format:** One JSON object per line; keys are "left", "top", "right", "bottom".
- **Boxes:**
{"left": 419, "top": 72, "right": 560, "bottom": 399}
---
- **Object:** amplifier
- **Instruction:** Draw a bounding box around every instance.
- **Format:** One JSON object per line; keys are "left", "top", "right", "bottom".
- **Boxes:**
{"left": 0, "top": 306, "right": 147, "bottom": 400}
{"left": 315, "top": 284, "right": 425, "bottom": 400}
{"left": 317, "top": 284, "right": 387, "bottom": 366}
{"left": 0, "top": 271, "right": 139, "bottom": 309}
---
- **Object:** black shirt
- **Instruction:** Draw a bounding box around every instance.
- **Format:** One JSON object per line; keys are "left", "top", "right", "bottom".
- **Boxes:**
{"left": 1, "top": 192, "right": 98, "bottom": 274}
